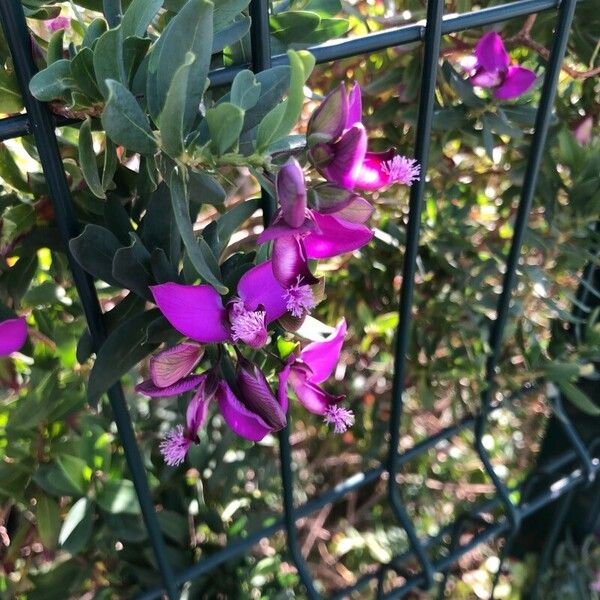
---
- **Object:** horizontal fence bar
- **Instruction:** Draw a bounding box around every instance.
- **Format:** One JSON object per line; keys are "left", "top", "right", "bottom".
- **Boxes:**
{"left": 136, "top": 384, "right": 539, "bottom": 599}
{"left": 0, "top": 0, "right": 564, "bottom": 142}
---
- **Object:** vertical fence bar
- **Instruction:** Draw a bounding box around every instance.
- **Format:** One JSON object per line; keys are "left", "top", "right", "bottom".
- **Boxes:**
{"left": 386, "top": 0, "right": 445, "bottom": 589}
{"left": 0, "top": 2, "right": 178, "bottom": 598}
{"left": 475, "top": 0, "right": 580, "bottom": 530}
{"left": 248, "top": 0, "right": 320, "bottom": 595}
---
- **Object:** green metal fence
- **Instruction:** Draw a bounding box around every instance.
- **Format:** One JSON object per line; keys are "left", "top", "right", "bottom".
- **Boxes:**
{"left": 0, "top": 0, "right": 597, "bottom": 597}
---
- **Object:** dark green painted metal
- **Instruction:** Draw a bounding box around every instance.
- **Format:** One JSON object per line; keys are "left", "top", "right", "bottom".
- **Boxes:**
{"left": 0, "top": 0, "right": 595, "bottom": 598}
{"left": 386, "top": 0, "right": 444, "bottom": 590}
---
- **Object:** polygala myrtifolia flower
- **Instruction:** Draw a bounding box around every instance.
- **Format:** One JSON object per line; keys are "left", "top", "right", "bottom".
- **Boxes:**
{"left": 278, "top": 319, "right": 354, "bottom": 433}
{"left": 0, "top": 317, "right": 27, "bottom": 356}
{"left": 463, "top": 32, "right": 537, "bottom": 100}
{"left": 258, "top": 157, "right": 373, "bottom": 292}
{"left": 151, "top": 260, "right": 318, "bottom": 350}
{"left": 306, "top": 82, "right": 420, "bottom": 191}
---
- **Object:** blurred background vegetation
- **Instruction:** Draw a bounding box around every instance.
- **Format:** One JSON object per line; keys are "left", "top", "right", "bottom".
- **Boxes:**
{"left": 0, "top": 0, "right": 599, "bottom": 597}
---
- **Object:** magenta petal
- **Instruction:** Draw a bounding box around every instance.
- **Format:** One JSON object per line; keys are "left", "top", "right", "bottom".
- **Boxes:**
{"left": 321, "top": 124, "right": 368, "bottom": 190}
{"left": 289, "top": 366, "right": 343, "bottom": 415}
{"left": 186, "top": 382, "right": 210, "bottom": 433}
{"left": 303, "top": 212, "right": 373, "bottom": 259}
{"left": 135, "top": 374, "right": 206, "bottom": 397}
{"left": 150, "top": 343, "right": 204, "bottom": 388}
{"left": 272, "top": 236, "right": 318, "bottom": 288}
{"left": 474, "top": 32, "right": 509, "bottom": 72}
{"left": 151, "top": 283, "right": 230, "bottom": 343}
{"left": 494, "top": 66, "right": 536, "bottom": 99}
{"left": 346, "top": 82, "right": 363, "bottom": 129}
{"left": 299, "top": 319, "right": 346, "bottom": 384}
{"left": 0, "top": 317, "right": 27, "bottom": 356}
{"left": 352, "top": 149, "right": 394, "bottom": 190}
{"left": 237, "top": 261, "right": 288, "bottom": 323}
{"left": 277, "top": 158, "right": 307, "bottom": 228}
{"left": 217, "top": 381, "right": 273, "bottom": 442}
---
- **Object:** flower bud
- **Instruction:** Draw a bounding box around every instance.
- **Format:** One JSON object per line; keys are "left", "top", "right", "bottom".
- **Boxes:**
{"left": 307, "top": 83, "right": 348, "bottom": 143}
{"left": 236, "top": 354, "right": 287, "bottom": 430}
{"left": 276, "top": 158, "right": 307, "bottom": 228}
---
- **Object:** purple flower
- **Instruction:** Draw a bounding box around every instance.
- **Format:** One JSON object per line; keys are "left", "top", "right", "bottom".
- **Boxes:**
{"left": 0, "top": 317, "right": 27, "bottom": 356}
{"left": 465, "top": 32, "right": 536, "bottom": 100}
{"left": 159, "top": 379, "right": 213, "bottom": 466}
{"left": 573, "top": 115, "right": 593, "bottom": 146}
{"left": 307, "top": 82, "right": 419, "bottom": 191}
{"left": 258, "top": 158, "right": 373, "bottom": 284}
{"left": 151, "top": 261, "right": 313, "bottom": 349}
{"left": 143, "top": 358, "right": 285, "bottom": 462}
{"left": 45, "top": 16, "right": 71, "bottom": 32}
{"left": 217, "top": 353, "right": 287, "bottom": 441}
{"left": 278, "top": 319, "right": 354, "bottom": 432}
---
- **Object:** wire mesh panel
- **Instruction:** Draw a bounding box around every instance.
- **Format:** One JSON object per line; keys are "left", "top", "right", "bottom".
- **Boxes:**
{"left": 0, "top": 0, "right": 597, "bottom": 598}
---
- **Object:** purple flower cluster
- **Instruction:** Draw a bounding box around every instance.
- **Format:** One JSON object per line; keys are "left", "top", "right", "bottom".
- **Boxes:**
{"left": 140, "top": 83, "right": 419, "bottom": 465}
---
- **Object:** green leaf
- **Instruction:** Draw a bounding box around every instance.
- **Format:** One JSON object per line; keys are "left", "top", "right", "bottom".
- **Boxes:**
{"left": 441, "top": 60, "right": 485, "bottom": 108}
{"left": 97, "top": 480, "right": 140, "bottom": 514}
{"left": 206, "top": 102, "right": 245, "bottom": 155}
{"left": 558, "top": 381, "right": 600, "bottom": 416}
{"left": 159, "top": 52, "right": 195, "bottom": 158}
{"left": 36, "top": 495, "right": 61, "bottom": 549}
{"left": 481, "top": 114, "right": 495, "bottom": 161}
{"left": 140, "top": 182, "right": 181, "bottom": 268}
{"left": 101, "top": 79, "right": 157, "bottom": 155}
{"left": 111, "top": 233, "right": 154, "bottom": 299}
{"left": 147, "top": 0, "right": 213, "bottom": 131}
{"left": 34, "top": 455, "right": 89, "bottom": 497}
{"left": 213, "top": 0, "right": 249, "bottom": 31}
{"left": 87, "top": 309, "right": 160, "bottom": 404}
{"left": 69, "top": 224, "right": 122, "bottom": 286}
{"left": 270, "top": 11, "right": 321, "bottom": 42}
{"left": 78, "top": 118, "right": 105, "bottom": 199}
{"left": 71, "top": 47, "right": 102, "bottom": 100}
{"left": 0, "top": 69, "right": 23, "bottom": 113}
{"left": 231, "top": 70, "right": 261, "bottom": 110}
{"left": 81, "top": 18, "right": 107, "bottom": 48}
{"left": 47, "top": 29, "right": 65, "bottom": 65}
{"left": 123, "top": 36, "right": 152, "bottom": 86}
{"left": 102, "top": 137, "right": 118, "bottom": 190}
{"left": 256, "top": 50, "right": 308, "bottom": 151}
{"left": 93, "top": 25, "right": 125, "bottom": 98}
{"left": 121, "top": 0, "right": 163, "bottom": 38}
{"left": 29, "top": 60, "right": 74, "bottom": 102}
{"left": 212, "top": 16, "right": 251, "bottom": 54}
{"left": 59, "top": 498, "right": 95, "bottom": 554}
{"left": 170, "top": 169, "right": 227, "bottom": 292}
{"left": 297, "top": 17, "right": 348, "bottom": 43}
{"left": 0, "top": 143, "right": 29, "bottom": 192}
{"left": 216, "top": 198, "right": 259, "bottom": 253}
{"left": 187, "top": 170, "right": 226, "bottom": 205}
